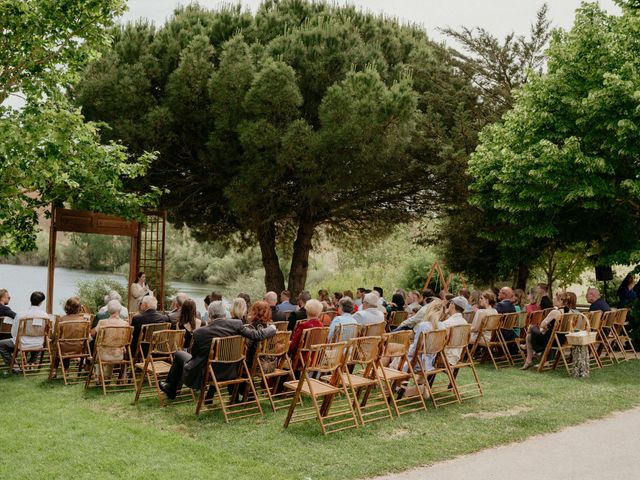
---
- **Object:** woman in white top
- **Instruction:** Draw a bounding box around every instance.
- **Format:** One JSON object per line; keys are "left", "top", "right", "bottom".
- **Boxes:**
{"left": 469, "top": 290, "right": 498, "bottom": 344}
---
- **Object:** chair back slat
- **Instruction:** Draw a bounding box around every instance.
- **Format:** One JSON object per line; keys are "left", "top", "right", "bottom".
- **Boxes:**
{"left": 587, "top": 311, "right": 603, "bottom": 330}
{"left": 381, "top": 331, "right": 411, "bottom": 356}
{"left": 573, "top": 314, "right": 590, "bottom": 332}
{"left": 361, "top": 322, "right": 386, "bottom": 337}
{"left": 332, "top": 323, "right": 359, "bottom": 343}
{"left": 447, "top": 324, "right": 471, "bottom": 348}
{"left": 602, "top": 311, "right": 617, "bottom": 328}
{"left": 57, "top": 320, "right": 91, "bottom": 342}
{"left": 307, "top": 342, "right": 346, "bottom": 372}
{"left": 257, "top": 331, "right": 291, "bottom": 356}
{"left": 273, "top": 321, "right": 288, "bottom": 332}
{"left": 556, "top": 313, "right": 578, "bottom": 334}
{"left": 141, "top": 322, "right": 171, "bottom": 343}
{"left": 151, "top": 329, "right": 184, "bottom": 355}
{"left": 347, "top": 336, "right": 381, "bottom": 365}
{"left": 19, "top": 317, "right": 49, "bottom": 337}
{"left": 500, "top": 313, "right": 519, "bottom": 330}
{"left": 211, "top": 335, "right": 246, "bottom": 363}
{"left": 96, "top": 326, "right": 133, "bottom": 349}
{"left": 614, "top": 308, "right": 629, "bottom": 326}
{"left": 0, "top": 317, "right": 12, "bottom": 334}
{"left": 527, "top": 310, "right": 545, "bottom": 328}
{"left": 301, "top": 327, "right": 329, "bottom": 350}
{"left": 388, "top": 311, "right": 409, "bottom": 328}
{"left": 420, "top": 329, "right": 448, "bottom": 355}
{"left": 482, "top": 314, "right": 502, "bottom": 332}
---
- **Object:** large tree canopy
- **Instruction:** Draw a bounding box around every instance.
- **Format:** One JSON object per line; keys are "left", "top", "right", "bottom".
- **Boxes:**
{"left": 76, "top": 0, "right": 479, "bottom": 295}
{"left": 469, "top": 1, "right": 640, "bottom": 271}
{"left": 0, "top": 0, "right": 158, "bottom": 255}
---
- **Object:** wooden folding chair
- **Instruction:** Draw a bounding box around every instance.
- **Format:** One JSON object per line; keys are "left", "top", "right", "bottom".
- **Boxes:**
{"left": 134, "top": 329, "right": 194, "bottom": 406}
{"left": 49, "top": 319, "right": 92, "bottom": 384}
{"left": 331, "top": 336, "right": 393, "bottom": 425}
{"left": 196, "top": 335, "right": 262, "bottom": 423}
{"left": 585, "top": 310, "right": 613, "bottom": 368}
{"left": 600, "top": 311, "right": 621, "bottom": 364}
{"left": 291, "top": 327, "right": 329, "bottom": 371}
{"left": 498, "top": 312, "right": 525, "bottom": 365}
{"left": 85, "top": 326, "right": 136, "bottom": 395}
{"left": 413, "top": 329, "right": 459, "bottom": 407}
{"left": 249, "top": 331, "right": 296, "bottom": 412}
{"left": 273, "top": 321, "right": 288, "bottom": 332}
{"left": 469, "top": 314, "right": 509, "bottom": 369}
{"left": 9, "top": 316, "right": 52, "bottom": 377}
{"left": 611, "top": 309, "right": 638, "bottom": 361}
{"left": 331, "top": 323, "right": 360, "bottom": 343}
{"left": 387, "top": 311, "right": 408, "bottom": 332}
{"left": 0, "top": 316, "right": 13, "bottom": 340}
{"left": 360, "top": 322, "right": 386, "bottom": 337}
{"left": 377, "top": 331, "right": 428, "bottom": 416}
{"left": 462, "top": 311, "right": 474, "bottom": 324}
{"left": 447, "top": 324, "right": 483, "bottom": 401}
{"left": 320, "top": 311, "right": 337, "bottom": 326}
{"left": 538, "top": 313, "right": 578, "bottom": 374}
{"left": 283, "top": 342, "right": 359, "bottom": 435}
{"left": 134, "top": 322, "right": 171, "bottom": 362}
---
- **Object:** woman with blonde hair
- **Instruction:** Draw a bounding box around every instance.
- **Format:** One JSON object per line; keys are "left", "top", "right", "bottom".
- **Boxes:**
{"left": 288, "top": 299, "right": 324, "bottom": 367}
{"left": 230, "top": 297, "right": 248, "bottom": 323}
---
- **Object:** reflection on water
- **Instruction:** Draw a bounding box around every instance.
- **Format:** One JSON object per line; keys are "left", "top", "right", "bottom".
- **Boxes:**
{"left": 0, "top": 263, "right": 222, "bottom": 314}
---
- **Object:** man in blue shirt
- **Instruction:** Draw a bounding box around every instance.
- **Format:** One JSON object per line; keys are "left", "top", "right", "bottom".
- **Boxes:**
{"left": 276, "top": 290, "right": 296, "bottom": 313}
{"left": 587, "top": 287, "right": 610, "bottom": 312}
{"left": 496, "top": 287, "right": 516, "bottom": 314}
{"left": 328, "top": 297, "right": 358, "bottom": 341}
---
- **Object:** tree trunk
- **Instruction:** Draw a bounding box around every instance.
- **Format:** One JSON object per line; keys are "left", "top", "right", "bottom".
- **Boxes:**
{"left": 256, "top": 222, "right": 285, "bottom": 293}
{"left": 515, "top": 263, "right": 529, "bottom": 291}
{"left": 287, "top": 215, "right": 315, "bottom": 299}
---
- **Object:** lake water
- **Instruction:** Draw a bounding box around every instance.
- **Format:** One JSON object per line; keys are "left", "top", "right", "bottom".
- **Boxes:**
{"left": 0, "top": 263, "right": 220, "bottom": 314}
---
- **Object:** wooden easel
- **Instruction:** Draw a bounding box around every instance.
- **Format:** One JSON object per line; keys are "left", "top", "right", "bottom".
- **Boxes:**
{"left": 423, "top": 261, "right": 467, "bottom": 293}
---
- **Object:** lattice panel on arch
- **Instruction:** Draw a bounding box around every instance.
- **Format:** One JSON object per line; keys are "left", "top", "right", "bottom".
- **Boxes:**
{"left": 137, "top": 211, "right": 167, "bottom": 311}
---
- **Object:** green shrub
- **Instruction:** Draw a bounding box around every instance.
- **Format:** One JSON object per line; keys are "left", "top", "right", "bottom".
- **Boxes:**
{"left": 74, "top": 278, "right": 128, "bottom": 313}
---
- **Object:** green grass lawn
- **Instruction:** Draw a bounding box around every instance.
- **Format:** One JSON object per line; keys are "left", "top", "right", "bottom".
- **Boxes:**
{"left": 1, "top": 361, "right": 639, "bottom": 479}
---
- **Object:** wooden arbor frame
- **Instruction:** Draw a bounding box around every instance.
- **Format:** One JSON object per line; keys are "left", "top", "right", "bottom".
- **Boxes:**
{"left": 46, "top": 206, "right": 167, "bottom": 313}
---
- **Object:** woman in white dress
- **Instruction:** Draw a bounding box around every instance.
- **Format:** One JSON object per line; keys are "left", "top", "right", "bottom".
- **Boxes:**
{"left": 129, "top": 271, "right": 153, "bottom": 313}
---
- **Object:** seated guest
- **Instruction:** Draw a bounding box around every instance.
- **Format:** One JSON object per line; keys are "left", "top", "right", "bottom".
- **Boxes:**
{"left": 245, "top": 300, "right": 272, "bottom": 371}
{"left": 405, "top": 290, "right": 422, "bottom": 313}
{"left": 513, "top": 289, "right": 526, "bottom": 312}
{"left": 457, "top": 288, "right": 472, "bottom": 313}
{"left": 287, "top": 291, "right": 311, "bottom": 331}
{"left": 406, "top": 300, "right": 447, "bottom": 373}
{"left": 328, "top": 297, "right": 358, "bottom": 341}
{"left": 0, "top": 291, "right": 47, "bottom": 372}
{"left": 175, "top": 299, "right": 201, "bottom": 349}
{"left": 566, "top": 292, "right": 580, "bottom": 314}
{"left": 202, "top": 295, "right": 211, "bottom": 324}
{"left": 319, "top": 301, "right": 334, "bottom": 327}
{"left": 421, "top": 289, "right": 436, "bottom": 305}
{"left": 130, "top": 296, "right": 170, "bottom": 357}
{"left": 317, "top": 289, "right": 330, "bottom": 303}
{"left": 159, "top": 305, "right": 276, "bottom": 400}
{"left": 522, "top": 292, "right": 570, "bottom": 370}
{"left": 276, "top": 290, "right": 296, "bottom": 313}
{"left": 237, "top": 292, "right": 251, "bottom": 310}
{"left": 373, "top": 287, "right": 387, "bottom": 306}
{"left": 60, "top": 297, "right": 84, "bottom": 322}
{"left": 469, "top": 290, "right": 482, "bottom": 311}
{"left": 331, "top": 292, "right": 343, "bottom": 309}
{"left": 96, "top": 290, "right": 128, "bottom": 321}
{"left": 389, "top": 293, "right": 405, "bottom": 314}
{"left": 352, "top": 292, "right": 385, "bottom": 327}
{"left": 91, "top": 300, "right": 130, "bottom": 380}
{"left": 168, "top": 292, "right": 189, "bottom": 326}
{"left": 354, "top": 288, "right": 366, "bottom": 307}
{"left": 617, "top": 273, "right": 637, "bottom": 307}
{"left": 586, "top": 287, "right": 610, "bottom": 312}
{"left": 0, "top": 289, "right": 16, "bottom": 319}
{"left": 288, "top": 299, "right": 324, "bottom": 360}
{"left": 496, "top": 287, "right": 516, "bottom": 314}
{"left": 442, "top": 296, "right": 469, "bottom": 365}
{"left": 230, "top": 297, "right": 248, "bottom": 323}
{"left": 264, "top": 291, "right": 285, "bottom": 322}
{"left": 526, "top": 288, "right": 541, "bottom": 313}
{"left": 129, "top": 271, "right": 152, "bottom": 312}
{"left": 470, "top": 290, "right": 498, "bottom": 344}
{"left": 207, "top": 300, "right": 229, "bottom": 325}
{"left": 537, "top": 283, "right": 553, "bottom": 309}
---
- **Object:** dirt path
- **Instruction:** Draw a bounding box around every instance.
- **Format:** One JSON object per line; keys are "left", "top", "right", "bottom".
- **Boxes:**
{"left": 370, "top": 407, "right": 640, "bottom": 480}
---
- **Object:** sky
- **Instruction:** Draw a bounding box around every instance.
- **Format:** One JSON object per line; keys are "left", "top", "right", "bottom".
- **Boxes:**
{"left": 120, "top": 0, "right": 621, "bottom": 43}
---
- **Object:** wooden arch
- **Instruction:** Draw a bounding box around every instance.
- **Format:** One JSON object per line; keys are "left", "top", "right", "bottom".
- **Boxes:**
{"left": 423, "top": 260, "right": 467, "bottom": 294}
{"left": 46, "top": 206, "right": 166, "bottom": 313}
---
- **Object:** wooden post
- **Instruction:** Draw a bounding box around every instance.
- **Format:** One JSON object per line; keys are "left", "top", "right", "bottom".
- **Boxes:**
{"left": 159, "top": 210, "right": 167, "bottom": 311}
{"left": 46, "top": 205, "right": 57, "bottom": 314}
{"left": 127, "top": 233, "right": 139, "bottom": 312}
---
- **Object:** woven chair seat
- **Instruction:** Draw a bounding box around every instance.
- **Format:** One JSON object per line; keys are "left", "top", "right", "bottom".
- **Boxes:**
{"left": 135, "top": 360, "right": 173, "bottom": 374}
{"left": 376, "top": 366, "right": 410, "bottom": 381}
{"left": 284, "top": 378, "right": 340, "bottom": 396}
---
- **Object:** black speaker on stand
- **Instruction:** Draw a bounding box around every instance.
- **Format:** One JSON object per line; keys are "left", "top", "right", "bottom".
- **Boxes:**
{"left": 595, "top": 266, "right": 613, "bottom": 301}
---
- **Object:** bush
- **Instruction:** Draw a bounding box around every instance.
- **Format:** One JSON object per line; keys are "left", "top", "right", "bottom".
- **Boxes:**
{"left": 75, "top": 278, "right": 128, "bottom": 313}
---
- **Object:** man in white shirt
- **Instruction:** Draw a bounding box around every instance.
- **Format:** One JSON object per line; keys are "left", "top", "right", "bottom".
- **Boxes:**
{"left": 442, "top": 296, "right": 469, "bottom": 365}
{"left": 353, "top": 292, "right": 385, "bottom": 327}
{"left": 0, "top": 291, "right": 48, "bottom": 372}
